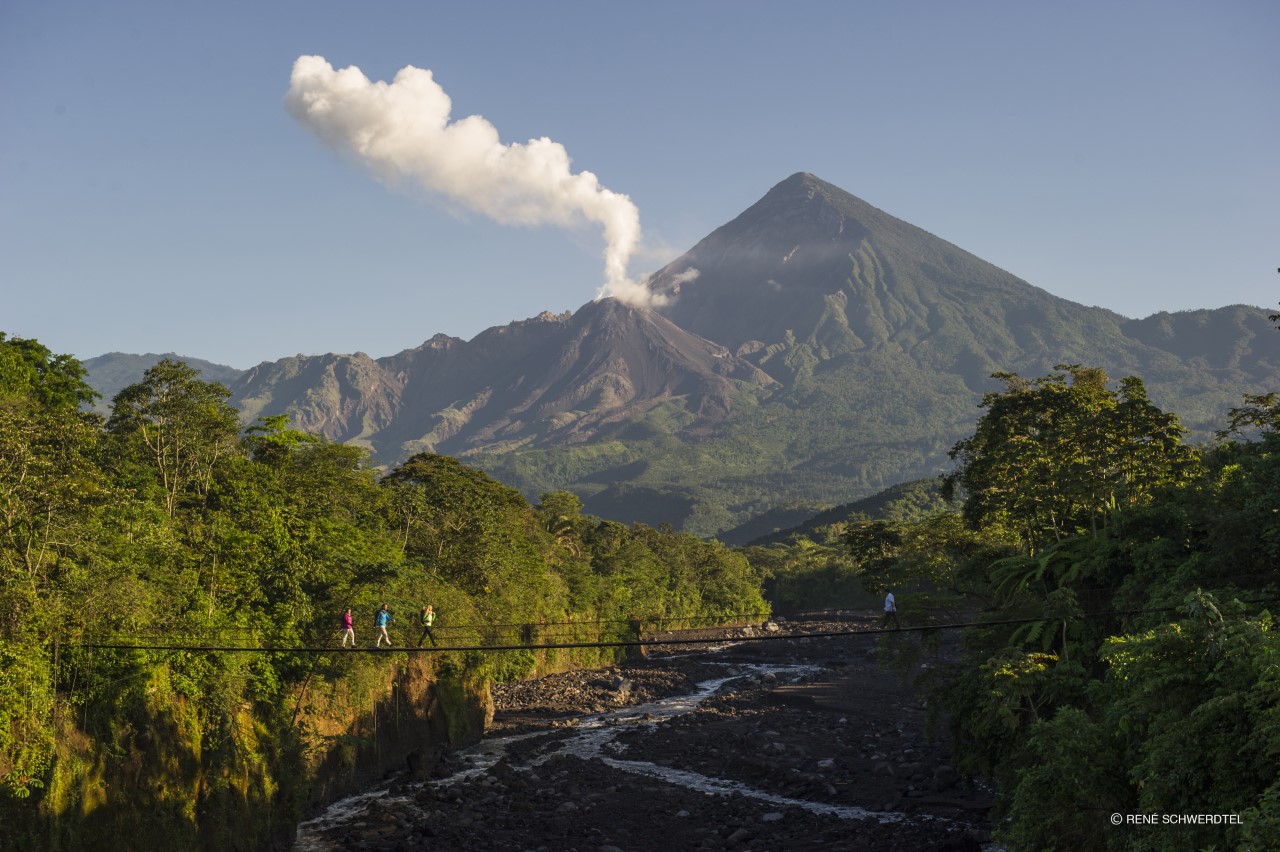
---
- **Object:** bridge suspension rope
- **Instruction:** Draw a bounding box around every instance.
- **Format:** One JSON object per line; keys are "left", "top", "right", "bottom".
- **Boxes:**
{"left": 71, "top": 607, "right": 1181, "bottom": 656}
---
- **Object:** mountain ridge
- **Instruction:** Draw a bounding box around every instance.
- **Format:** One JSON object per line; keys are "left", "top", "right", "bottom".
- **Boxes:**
{"left": 79, "top": 173, "right": 1280, "bottom": 536}
{"left": 228, "top": 298, "right": 773, "bottom": 461}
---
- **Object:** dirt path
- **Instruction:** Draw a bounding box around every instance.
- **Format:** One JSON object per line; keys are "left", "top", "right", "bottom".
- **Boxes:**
{"left": 294, "top": 615, "right": 995, "bottom": 851}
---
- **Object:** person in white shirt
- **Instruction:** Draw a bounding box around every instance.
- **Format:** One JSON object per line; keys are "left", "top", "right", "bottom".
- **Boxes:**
{"left": 882, "top": 591, "right": 900, "bottom": 630}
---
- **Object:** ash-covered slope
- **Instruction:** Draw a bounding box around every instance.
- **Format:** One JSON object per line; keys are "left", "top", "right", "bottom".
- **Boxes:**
{"left": 233, "top": 349, "right": 408, "bottom": 447}
{"left": 228, "top": 301, "right": 771, "bottom": 461}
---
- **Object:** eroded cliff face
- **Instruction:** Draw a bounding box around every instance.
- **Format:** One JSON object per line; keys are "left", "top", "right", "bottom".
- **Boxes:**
{"left": 9, "top": 657, "right": 491, "bottom": 852}
{"left": 298, "top": 656, "right": 492, "bottom": 816}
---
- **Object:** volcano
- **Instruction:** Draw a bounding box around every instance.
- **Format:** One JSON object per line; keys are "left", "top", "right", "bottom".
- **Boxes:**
{"left": 87, "top": 172, "right": 1280, "bottom": 536}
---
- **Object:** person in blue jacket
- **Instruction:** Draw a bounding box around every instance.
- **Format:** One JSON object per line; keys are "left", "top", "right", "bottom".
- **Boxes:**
{"left": 375, "top": 603, "right": 393, "bottom": 647}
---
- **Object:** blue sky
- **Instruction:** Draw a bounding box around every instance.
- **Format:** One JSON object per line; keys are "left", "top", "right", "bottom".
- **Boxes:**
{"left": 3, "top": 0, "right": 1276, "bottom": 368}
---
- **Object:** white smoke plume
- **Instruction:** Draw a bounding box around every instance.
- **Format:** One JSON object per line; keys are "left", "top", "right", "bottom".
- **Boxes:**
{"left": 285, "top": 55, "right": 653, "bottom": 305}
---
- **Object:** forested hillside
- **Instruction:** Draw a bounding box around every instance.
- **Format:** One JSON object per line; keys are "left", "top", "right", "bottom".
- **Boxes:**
{"left": 794, "top": 361, "right": 1280, "bottom": 850}
{"left": 0, "top": 334, "right": 768, "bottom": 851}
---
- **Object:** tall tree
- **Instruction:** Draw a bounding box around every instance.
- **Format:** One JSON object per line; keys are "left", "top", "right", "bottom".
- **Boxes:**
{"left": 0, "top": 333, "right": 98, "bottom": 410}
{"left": 945, "top": 366, "right": 1197, "bottom": 553}
{"left": 106, "top": 360, "right": 241, "bottom": 517}
{"left": 0, "top": 335, "right": 108, "bottom": 800}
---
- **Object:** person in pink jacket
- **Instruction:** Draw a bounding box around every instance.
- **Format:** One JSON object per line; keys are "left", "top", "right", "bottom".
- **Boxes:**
{"left": 341, "top": 608, "right": 355, "bottom": 647}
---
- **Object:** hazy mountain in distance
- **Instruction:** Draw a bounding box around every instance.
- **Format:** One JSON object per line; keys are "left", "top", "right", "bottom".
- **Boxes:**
{"left": 82, "top": 352, "right": 245, "bottom": 415}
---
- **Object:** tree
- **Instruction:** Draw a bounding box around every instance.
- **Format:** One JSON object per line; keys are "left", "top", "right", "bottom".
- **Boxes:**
{"left": 0, "top": 335, "right": 109, "bottom": 799}
{"left": 1218, "top": 392, "right": 1280, "bottom": 440}
{"left": 0, "top": 402, "right": 109, "bottom": 799}
{"left": 383, "top": 453, "right": 543, "bottom": 603}
{"left": 536, "top": 491, "right": 584, "bottom": 557}
{"left": 106, "top": 360, "right": 241, "bottom": 517}
{"left": 945, "top": 366, "right": 1197, "bottom": 553}
{"left": 0, "top": 333, "right": 98, "bottom": 410}
{"left": 243, "top": 414, "right": 319, "bottom": 466}
{"left": 0, "top": 404, "right": 108, "bottom": 589}
{"left": 846, "top": 512, "right": 1006, "bottom": 617}
{"left": 1085, "top": 595, "right": 1279, "bottom": 850}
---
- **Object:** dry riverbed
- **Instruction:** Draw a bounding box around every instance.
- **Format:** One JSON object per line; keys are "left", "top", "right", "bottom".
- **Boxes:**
{"left": 294, "top": 615, "right": 995, "bottom": 851}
